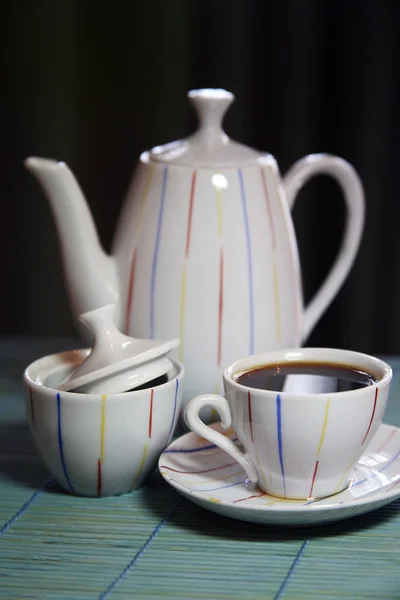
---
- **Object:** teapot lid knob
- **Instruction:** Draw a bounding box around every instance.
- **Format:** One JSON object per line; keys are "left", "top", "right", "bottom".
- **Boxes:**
{"left": 147, "top": 87, "right": 269, "bottom": 167}
{"left": 187, "top": 88, "right": 234, "bottom": 132}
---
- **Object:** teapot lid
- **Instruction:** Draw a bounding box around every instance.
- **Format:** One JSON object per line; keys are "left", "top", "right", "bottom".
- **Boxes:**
{"left": 57, "top": 304, "right": 179, "bottom": 394}
{"left": 147, "top": 89, "right": 268, "bottom": 168}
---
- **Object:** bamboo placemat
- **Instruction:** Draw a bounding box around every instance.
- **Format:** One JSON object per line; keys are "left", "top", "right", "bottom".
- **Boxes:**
{"left": 0, "top": 338, "right": 399, "bottom": 600}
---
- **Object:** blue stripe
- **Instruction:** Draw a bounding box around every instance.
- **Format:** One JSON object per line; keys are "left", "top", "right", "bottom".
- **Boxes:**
{"left": 150, "top": 166, "right": 168, "bottom": 339}
{"left": 276, "top": 393, "right": 286, "bottom": 496}
{"left": 187, "top": 480, "right": 246, "bottom": 493}
{"left": 166, "top": 379, "right": 179, "bottom": 444}
{"left": 238, "top": 169, "right": 254, "bottom": 355}
{"left": 56, "top": 392, "right": 75, "bottom": 493}
{"left": 353, "top": 447, "right": 400, "bottom": 488}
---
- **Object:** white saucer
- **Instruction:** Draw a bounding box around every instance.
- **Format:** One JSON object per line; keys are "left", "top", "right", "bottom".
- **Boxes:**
{"left": 158, "top": 422, "right": 400, "bottom": 526}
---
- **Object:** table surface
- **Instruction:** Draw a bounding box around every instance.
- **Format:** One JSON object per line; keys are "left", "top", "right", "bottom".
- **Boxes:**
{"left": 0, "top": 337, "right": 399, "bottom": 600}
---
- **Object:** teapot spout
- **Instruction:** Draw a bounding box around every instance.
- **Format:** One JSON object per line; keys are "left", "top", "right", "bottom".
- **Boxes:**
{"left": 24, "top": 157, "right": 119, "bottom": 319}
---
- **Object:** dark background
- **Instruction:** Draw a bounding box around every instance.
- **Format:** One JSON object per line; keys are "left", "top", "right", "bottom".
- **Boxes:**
{"left": 1, "top": 0, "right": 399, "bottom": 353}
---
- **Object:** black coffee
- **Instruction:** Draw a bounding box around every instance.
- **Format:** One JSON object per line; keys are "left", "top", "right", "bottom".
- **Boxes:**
{"left": 235, "top": 361, "right": 377, "bottom": 393}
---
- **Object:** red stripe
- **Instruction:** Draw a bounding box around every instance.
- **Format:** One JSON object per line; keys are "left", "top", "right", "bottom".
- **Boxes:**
{"left": 376, "top": 428, "right": 398, "bottom": 454}
{"left": 309, "top": 460, "right": 319, "bottom": 498}
{"left": 362, "top": 387, "right": 379, "bottom": 446}
{"left": 97, "top": 459, "right": 102, "bottom": 497}
{"left": 148, "top": 389, "right": 154, "bottom": 438}
{"left": 260, "top": 167, "right": 276, "bottom": 249}
{"left": 248, "top": 391, "right": 254, "bottom": 443}
{"left": 217, "top": 248, "right": 224, "bottom": 367}
{"left": 185, "top": 170, "right": 196, "bottom": 257}
{"left": 234, "top": 492, "right": 266, "bottom": 503}
{"left": 159, "top": 461, "right": 237, "bottom": 475}
{"left": 124, "top": 247, "right": 137, "bottom": 333}
{"left": 29, "top": 387, "right": 34, "bottom": 426}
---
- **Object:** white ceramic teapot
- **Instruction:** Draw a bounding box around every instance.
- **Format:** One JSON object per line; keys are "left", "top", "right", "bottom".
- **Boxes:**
{"left": 25, "top": 88, "right": 365, "bottom": 409}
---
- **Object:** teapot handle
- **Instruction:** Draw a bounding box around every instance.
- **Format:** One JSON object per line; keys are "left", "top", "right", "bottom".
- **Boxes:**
{"left": 282, "top": 153, "right": 365, "bottom": 342}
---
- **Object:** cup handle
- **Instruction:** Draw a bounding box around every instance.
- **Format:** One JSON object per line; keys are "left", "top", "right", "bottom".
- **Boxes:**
{"left": 282, "top": 153, "right": 365, "bottom": 342}
{"left": 184, "top": 394, "right": 258, "bottom": 482}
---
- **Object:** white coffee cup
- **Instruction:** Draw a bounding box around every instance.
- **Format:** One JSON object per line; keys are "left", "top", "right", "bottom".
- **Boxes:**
{"left": 24, "top": 349, "right": 184, "bottom": 497}
{"left": 185, "top": 348, "right": 392, "bottom": 500}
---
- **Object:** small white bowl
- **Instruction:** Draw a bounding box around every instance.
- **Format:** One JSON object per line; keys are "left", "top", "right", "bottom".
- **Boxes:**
{"left": 24, "top": 349, "right": 184, "bottom": 497}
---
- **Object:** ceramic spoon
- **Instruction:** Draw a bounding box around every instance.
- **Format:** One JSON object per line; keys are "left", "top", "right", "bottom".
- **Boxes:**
{"left": 58, "top": 304, "right": 180, "bottom": 394}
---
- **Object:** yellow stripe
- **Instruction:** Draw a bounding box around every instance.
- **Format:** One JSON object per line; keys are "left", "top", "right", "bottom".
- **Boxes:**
{"left": 179, "top": 263, "right": 187, "bottom": 362}
{"left": 334, "top": 455, "right": 357, "bottom": 494}
{"left": 265, "top": 498, "right": 286, "bottom": 506}
{"left": 266, "top": 497, "right": 304, "bottom": 506}
{"left": 272, "top": 255, "right": 281, "bottom": 342}
{"left": 135, "top": 165, "right": 154, "bottom": 237}
{"left": 214, "top": 175, "right": 223, "bottom": 419}
{"left": 316, "top": 397, "right": 330, "bottom": 456}
{"left": 216, "top": 184, "right": 223, "bottom": 237}
{"left": 100, "top": 394, "right": 106, "bottom": 462}
{"left": 255, "top": 451, "right": 268, "bottom": 489}
{"left": 131, "top": 443, "right": 148, "bottom": 488}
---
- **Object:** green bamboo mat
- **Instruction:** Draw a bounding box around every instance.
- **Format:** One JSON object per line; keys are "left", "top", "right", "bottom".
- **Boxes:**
{"left": 0, "top": 338, "right": 399, "bottom": 600}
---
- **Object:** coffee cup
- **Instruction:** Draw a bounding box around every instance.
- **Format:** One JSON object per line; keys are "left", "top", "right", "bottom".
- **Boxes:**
{"left": 24, "top": 349, "right": 183, "bottom": 497}
{"left": 185, "top": 348, "right": 392, "bottom": 500}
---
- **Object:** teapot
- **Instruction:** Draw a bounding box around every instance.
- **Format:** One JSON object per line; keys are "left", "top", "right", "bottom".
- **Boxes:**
{"left": 25, "top": 88, "right": 365, "bottom": 410}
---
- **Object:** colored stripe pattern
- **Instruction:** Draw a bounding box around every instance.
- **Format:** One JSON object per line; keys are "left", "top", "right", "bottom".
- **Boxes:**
{"left": 260, "top": 167, "right": 281, "bottom": 341}
{"left": 160, "top": 423, "right": 400, "bottom": 519}
{"left": 179, "top": 171, "right": 197, "bottom": 361}
{"left": 308, "top": 397, "right": 331, "bottom": 496}
{"left": 150, "top": 167, "right": 168, "bottom": 339}
{"left": 377, "top": 427, "right": 398, "bottom": 453}
{"left": 124, "top": 165, "right": 154, "bottom": 333}
{"left": 97, "top": 394, "right": 107, "bottom": 497}
{"left": 233, "top": 492, "right": 266, "bottom": 504}
{"left": 56, "top": 393, "right": 74, "bottom": 493}
{"left": 211, "top": 173, "right": 226, "bottom": 398}
{"left": 148, "top": 389, "right": 154, "bottom": 438}
{"left": 238, "top": 169, "right": 254, "bottom": 355}
{"left": 124, "top": 248, "right": 137, "bottom": 333}
{"left": 309, "top": 461, "right": 319, "bottom": 498}
{"left": 316, "top": 398, "right": 330, "bottom": 456}
{"left": 333, "top": 455, "right": 357, "bottom": 494}
{"left": 217, "top": 248, "right": 224, "bottom": 368}
{"left": 131, "top": 444, "right": 148, "bottom": 489}
{"left": 276, "top": 393, "right": 286, "bottom": 496}
{"left": 131, "top": 388, "right": 155, "bottom": 489}
{"left": 215, "top": 173, "right": 225, "bottom": 377}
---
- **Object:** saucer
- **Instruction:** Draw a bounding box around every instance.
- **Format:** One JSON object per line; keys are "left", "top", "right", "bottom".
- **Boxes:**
{"left": 158, "top": 422, "right": 400, "bottom": 526}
